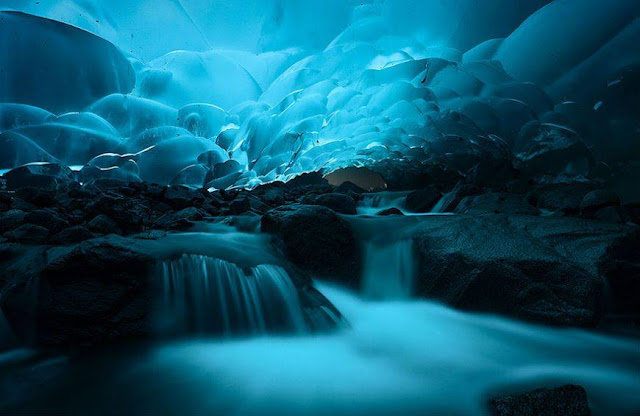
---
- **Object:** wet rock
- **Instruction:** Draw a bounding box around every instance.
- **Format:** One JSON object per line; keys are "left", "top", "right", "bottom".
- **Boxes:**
{"left": 14, "top": 187, "right": 56, "bottom": 207}
{"left": 50, "top": 226, "right": 96, "bottom": 245}
{"left": 413, "top": 215, "right": 604, "bottom": 327}
{"left": 1, "top": 236, "right": 155, "bottom": 347}
{"left": 161, "top": 185, "right": 205, "bottom": 210}
{"left": 432, "top": 182, "right": 482, "bottom": 213}
{"left": 377, "top": 207, "right": 404, "bottom": 216}
{"left": 455, "top": 193, "right": 540, "bottom": 216}
{"left": 598, "top": 229, "right": 640, "bottom": 314}
{"left": 261, "top": 204, "right": 360, "bottom": 284}
{"left": 154, "top": 207, "right": 203, "bottom": 230}
{"left": 300, "top": 193, "right": 357, "bottom": 215}
{"left": 0, "top": 209, "right": 26, "bottom": 233}
{"left": 24, "top": 209, "right": 69, "bottom": 233}
{"left": 526, "top": 182, "right": 597, "bottom": 215}
{"left": 86, "top": 195, "right": 149, "bottom": 234}
{"left": 405, "top": 185, "right": 441, "bottom": 213}
{"left": 593, "top": 206, "right": 625, "bottom": 224}
{"left": 3, "top": 163, "right": 76, "bottom": 191}
{"left": 284, "top": 171, "right": 328, "bottom": 188}
{"left": 86, "top": 214, "right": 122, "bottom": 235}
{"left": 228, "top": 196, "right": 251, "bottom": 215}
{"left": 468, "top": 157, "right": 519, "bottom": 190}
{"left": 489, "top": 384, "right": 590, "bottom": 416}
{"left": 4, "top": 224, "right": 49, "bottom": 244}
{"left": 516, "top": 123, "right": 595, "bottom": 178}
{"left": 580, "top": 190, "right": 621, "bottom": 218}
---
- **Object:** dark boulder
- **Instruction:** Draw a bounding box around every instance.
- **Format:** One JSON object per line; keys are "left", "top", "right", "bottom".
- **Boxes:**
{"left": 1, "top": 236, "right": 155, "bottom": 346}
{"left": 489, "top": 384, "right": 590, "bottom": 416}
{"left": 86, "top": 195, "right": 149, "bottom": 233}
{"left": 261, "top": 204, "right": 360, "bottom": 284}
{"left": 3, "top": 163, "right": 75, "bottom": 191}
{"left": 50, "top": 226, "right": 96, "bottom": 245}
{"left": 86, "top": 214, "right": 122, "bottom": 235}
{"left": 14, "top": 187, "right": 56, "bottom": 207}
{"left": 405, "top": 185, "right": 441, "bottom": 213}
{"left": 0, "top": 209, "right": 26, "bottom": 233}
{"left": 154, "top": 207, "right": 203, "bottom": 230}
{"left": 432, "top": 182, "right": 482, "bottom": 213}
{"left": 413, "top": 215, "right": 604, "bottom": 327}
{"left": 598, "top": 229, "right": 640, "bottom": 314}
{"left": 24, "top": 209, "right": 69, "bottom": 234}
{"left": 580, "top": 190, "right": 621, "bottom": 218}
{"left": 161, "top": 185, "right": 205, "bottom": 210}
{"left": 300, "top": 193, "right": 357, "bottom": 215}
{"left": 377, "top": 207, "right": 404, "bottom": 216}
{"left": 284, "top": 171, "right": 328, "bottom": 188}
{"left": 516, "top": 123, "right": 595, "bottom": 178}
{"left": 455, "top": 193, "right": 540, "bottom": 216}
{"left": 4, "top": 223, "right": 49, "bottom": 244}
{"left": 526, "top": 182, "right": 597, "bottom": 215}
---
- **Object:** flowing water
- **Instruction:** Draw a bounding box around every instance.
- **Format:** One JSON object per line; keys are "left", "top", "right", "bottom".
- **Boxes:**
{"left": 0, "top": 217, "right": 639, "bottom": 415}
{"left": 158, "top": 254, "right": 308, "bottom": 335}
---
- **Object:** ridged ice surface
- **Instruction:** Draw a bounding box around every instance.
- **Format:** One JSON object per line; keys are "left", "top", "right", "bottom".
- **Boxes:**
{"left": 1, "top": 1, "right": 638, "bottom": 185}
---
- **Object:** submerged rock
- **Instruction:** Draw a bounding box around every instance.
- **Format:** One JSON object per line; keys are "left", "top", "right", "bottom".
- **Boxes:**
{"left": 261, "top": 204, "right": 360, "bottom": 284}
{"left": 489, "top": 384, "right": 590, "bottom": 416}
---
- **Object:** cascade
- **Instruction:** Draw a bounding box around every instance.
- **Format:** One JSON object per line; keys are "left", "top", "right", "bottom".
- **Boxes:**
{"left": 158, "top": 254, "right": 308, "bottom": 336}
{"left": 361, "top": 239, "right": 415, "bottom": 299}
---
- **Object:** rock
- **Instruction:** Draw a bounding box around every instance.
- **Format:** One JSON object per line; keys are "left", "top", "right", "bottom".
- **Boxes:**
{"left": 455, "top": 193, "right": 540, "bottom": 216}
{"left": 50, "top": 226, "right": 96, "bottom": 245}
{"left": 261, "top": 204, "right": 360, "bottom": 284}
{"left": 377, "top": 207, "right": 404, "bottom": 216}
{"left": 14, "top": 187, "right": 56, "bottom": 207}
{"left": 4, "top": 224, "right": 49, "bottom": 244}
{"left": 86, "top": 214, "right": 122, "bottom": 235}
{"left": 24, "top": 209, "right": 69, "bottom": 234}
{"left": 413, "top": 215, "right": 604, "bottom": 327}
{"left": 489, "top": 384, "right": 590, "bottom": 416}
{"left": 468, "top": 157, "right": 519, "bottom": 190}
{"left": 405, "top": 185, "right": 441, "bottom": 213}
{"left": 0, "top": 236, "right": 155, "bottom": 346}
{"left": 516, "top": 123, "right": 595, "bottom": 178}
{"left": 154, "top": 207, "right": 203, "bottom": 230}
{"left": 526, "top": 182, "right": 597, "bottom": 215}
{"left": 0, "top": 209, "right": 26, "bottom": 233}
{"left": 228, "top": 196, "right": 251, "bottom": 215}
{"left": 284, "top": 171, "right": 328, "bottom": 188}
{"left": 593, "top": 206, "right": 625, "bottom": 224}
{"left": 3, "top": 163, "right": 75, "bottom": 191}
{"left": 161, "top": 185, "right": 205, "bottom": 210}
{"left": 335, "top": 181, "right": 366, "bottom": 195}
{"left": 432, "top": 182, "right": 482, "bottom": 213}
{"left": 580, "top": 190, "right": 621, "bottom": 218}
{"left": 598, "top": 229, "right": 640, "bottom": 314}
{"left": 86, "top": 195, "right": 149, "bottom": 233}
{"left": 300, "top": 193, "right": 357, "bottom": 215}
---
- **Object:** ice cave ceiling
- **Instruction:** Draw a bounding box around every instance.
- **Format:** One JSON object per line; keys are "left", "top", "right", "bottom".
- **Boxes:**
{"left": 0, "top": 0, "right": 639, "bottom": 190}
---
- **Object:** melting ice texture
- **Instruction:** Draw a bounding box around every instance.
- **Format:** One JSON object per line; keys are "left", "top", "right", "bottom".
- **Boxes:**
{"left": 1, "top": 0, "right": 639, "bottom": 186}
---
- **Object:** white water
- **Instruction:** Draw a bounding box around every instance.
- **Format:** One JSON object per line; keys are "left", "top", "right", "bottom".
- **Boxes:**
{"left": 159, "top": 254, "right": 308, "bottom": 335}
{"left": 361, "top": 239, "right": 415, "bottom": 299}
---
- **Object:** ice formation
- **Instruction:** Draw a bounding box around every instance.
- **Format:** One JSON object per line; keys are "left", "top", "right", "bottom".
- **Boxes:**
{"left": 1, "top": 1, "right": 639, "bottom": 187}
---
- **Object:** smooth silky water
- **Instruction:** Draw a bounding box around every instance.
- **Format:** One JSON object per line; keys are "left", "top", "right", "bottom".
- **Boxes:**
{"left": 1, "top": 217, "right": 639, "bottom": 415}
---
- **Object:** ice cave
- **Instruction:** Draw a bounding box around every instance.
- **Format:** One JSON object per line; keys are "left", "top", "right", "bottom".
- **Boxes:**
{"left": 0, "top": 1, "right": 639, "bottom": 415}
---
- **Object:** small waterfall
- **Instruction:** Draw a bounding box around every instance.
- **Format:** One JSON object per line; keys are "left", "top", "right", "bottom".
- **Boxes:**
{"left": 361, "top": 239, "right": 415, "bottom": 300}
{"left": 158, "top": 254, "right": 309, "bottom": 336}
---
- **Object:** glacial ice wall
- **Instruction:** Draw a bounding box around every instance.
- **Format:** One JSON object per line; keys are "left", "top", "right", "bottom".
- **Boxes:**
{"left": 1, "top": 1, "right": 638, "bottom": 188}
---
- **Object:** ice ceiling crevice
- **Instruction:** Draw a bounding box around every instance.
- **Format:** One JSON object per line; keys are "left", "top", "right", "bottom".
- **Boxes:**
{"left": 0, "top": 0, "right": 639, "bottom": 189}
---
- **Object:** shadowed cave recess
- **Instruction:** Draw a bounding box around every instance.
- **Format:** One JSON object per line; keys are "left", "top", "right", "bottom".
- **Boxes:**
{"left": 0, "top": 1, "right": 639, "bottom": 415}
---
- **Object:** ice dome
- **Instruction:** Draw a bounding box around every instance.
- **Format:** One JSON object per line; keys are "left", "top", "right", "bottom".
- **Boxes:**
{"left": 1, "top": 0, "right": 639, "bottom": 188}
